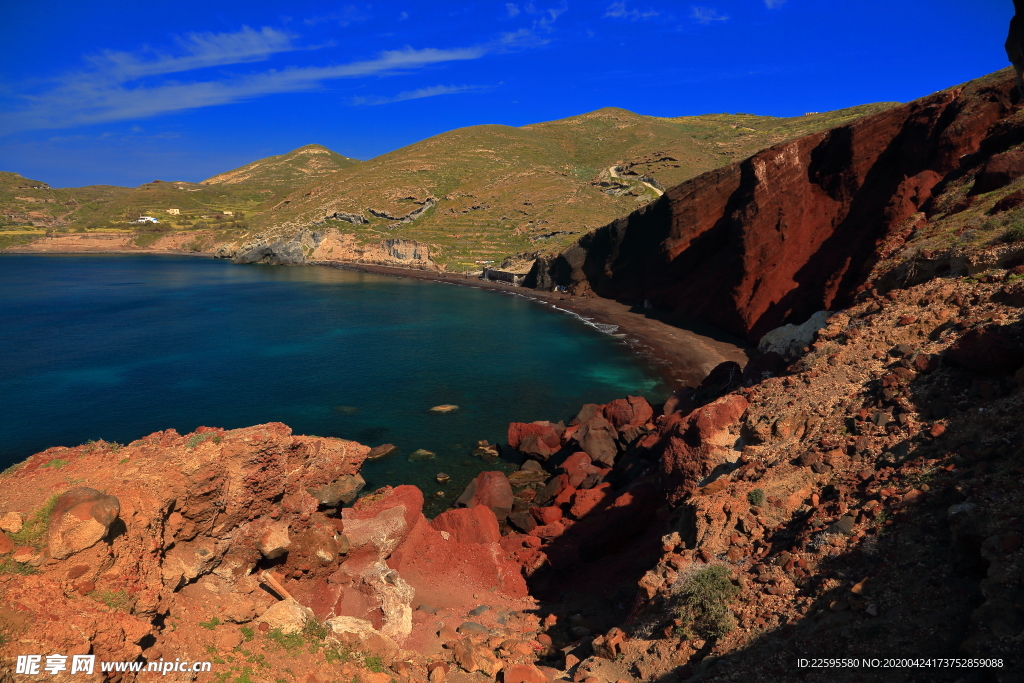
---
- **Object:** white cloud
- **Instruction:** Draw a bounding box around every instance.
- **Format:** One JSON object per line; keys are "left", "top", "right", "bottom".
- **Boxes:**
{"left": 352, "top": 84, "right": 487, "bottom": 106}
{"left": 0, "top": 44, "right": 488, "bottom": 135}
{"left": 604, "top": 1, "right": 660, "bottom": 20}
{"left": 85, "top": 26, "right": 299, "bottom": 81}
{"left": 690, "top": 6, "right": 729, "bottom": 24}
{"left": 0, "top": 11, "right": 569, "bottom": 136}
{"left": 398, "top": 11, "right": 409, "bottom": 20}
{"left": 765, "top": 0, "right": 786, "bottom": 7}
{"left": 506, "top": 3, "right": 521, "bottom": 17}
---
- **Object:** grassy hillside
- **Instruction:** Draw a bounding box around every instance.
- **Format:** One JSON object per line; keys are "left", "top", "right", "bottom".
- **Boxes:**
{"left": 202, "top": 143, "right": 360, "bottom": 187}
{"left": 254, "top": 102, "right": 899, "bottom": 271}
{"left": 1, "top": 103, "right": 898, "bottom": 261}
{"left": 0, "top": 145, "right": 358, "bottom": 238}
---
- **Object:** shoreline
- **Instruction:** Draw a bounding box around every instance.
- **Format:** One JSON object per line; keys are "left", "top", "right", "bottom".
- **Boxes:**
{"left": 4, "top": 245, "right": 749, "bottom": 391}
{"left": 313, "top": 260, "right": 751, "bottom": 390}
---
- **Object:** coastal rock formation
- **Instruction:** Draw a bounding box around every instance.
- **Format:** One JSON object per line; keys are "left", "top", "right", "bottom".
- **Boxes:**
{"left": 539, "top": 70, "right": 1021, "bottom": 342}
{"left": 218, "top": 227, "right": 440, "bottom": 271}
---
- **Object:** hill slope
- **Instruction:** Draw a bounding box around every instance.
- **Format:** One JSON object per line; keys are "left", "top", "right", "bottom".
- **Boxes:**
{"left": 247, "top": 104, "right": 898, "bottom": 270}
{"left": 202, "top": 143, "right": 360, "bottom": 187}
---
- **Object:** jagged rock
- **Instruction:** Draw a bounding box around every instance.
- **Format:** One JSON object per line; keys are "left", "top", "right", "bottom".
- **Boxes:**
{"left": 507, "top": 421, "right": 563, "bottom": 460}
{"left": 309, "top": 473, "right": 366, "bottom": 506}
{"left": 47, "top": 487, "right": 120, "bottom": 560}
{"left": 602, "top": 396, "right": 653, "bottom": 430}
{"left": 573, "top": 415, "right": 619, "bottom": 467}
{"left": 259, "top": 598, "right": 314, "bottom": 634}
{"left": 456, "top": 471, "right": 514, "bottom": 521}
{"left": 659, "top": 394, "right": 749, "bottom": 503}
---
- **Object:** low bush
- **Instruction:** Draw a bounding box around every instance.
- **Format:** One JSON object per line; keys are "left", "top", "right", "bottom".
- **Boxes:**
{"left": 671, "top": 565, "right": 740, "bottom": 640}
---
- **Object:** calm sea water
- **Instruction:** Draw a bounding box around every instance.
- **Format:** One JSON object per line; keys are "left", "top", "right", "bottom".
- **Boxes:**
{"left": 0, "top": 254, "right": 667, "bottom": 512}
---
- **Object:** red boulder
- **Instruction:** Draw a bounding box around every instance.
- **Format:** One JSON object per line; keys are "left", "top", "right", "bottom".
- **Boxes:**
{"left": 431, "top": 505, "right": 501, "bottom": 544}
{"left": 456, "top": 472, "right": 514, "bottom": 521}
{"left": 602, "top": 396, "right": 653, "bottom": 430}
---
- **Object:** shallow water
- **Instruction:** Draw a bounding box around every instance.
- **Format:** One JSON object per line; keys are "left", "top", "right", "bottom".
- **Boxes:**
{"left": 0, "top": 254, "right": 668, "bottom": 512}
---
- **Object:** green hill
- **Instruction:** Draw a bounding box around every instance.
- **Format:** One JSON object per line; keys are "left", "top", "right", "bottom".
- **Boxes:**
{"left": 252, "top": 103, "right": 899, "bottom": 270}
{"left": 202, "top": 143, "right": 360, "bottom": 187}
{"left": 0, "top": 104, "right": 898, "bottom": 261}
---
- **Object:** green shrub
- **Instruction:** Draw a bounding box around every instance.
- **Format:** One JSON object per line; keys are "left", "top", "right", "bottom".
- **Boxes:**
{"left": 1004, "top": 219, "right": 1024, "bottom": 243}
{"left": 41, "top": 459, "right": 67, "bottom": 470}
{"left": 186, "top": 434, "right": 209, "bottom": 449}
{"left": 672, "top": 565, "right": 740, "bottom": 640}
{"left": 240, "top": 626, "right": 254, "bottom": 641}
{"left": 747, "top": 488, "right": 765, "bottom": 506}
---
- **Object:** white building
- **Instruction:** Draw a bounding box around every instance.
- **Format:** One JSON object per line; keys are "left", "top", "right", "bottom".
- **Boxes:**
{"left": 166, "top": 208, "right": 180, "bottom": 215}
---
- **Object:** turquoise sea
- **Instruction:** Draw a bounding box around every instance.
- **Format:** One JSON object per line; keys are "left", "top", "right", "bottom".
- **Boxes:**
{"left": 0, "top": 254, "right": 667, "bottom": 512}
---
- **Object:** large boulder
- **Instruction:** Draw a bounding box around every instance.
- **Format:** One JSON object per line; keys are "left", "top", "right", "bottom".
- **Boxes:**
{"left": 456, "top": 472, "right": 514, "bottom": 521}
{"left": 602, "top": 396, "right": 653, "bottom": 430}
{"left": 47, "top": 487, "right": 121, "bottom": 560}
{"left": 507, "top": 421, "right": 563, "bottom": 460}
{"left": 572, "top": 415, "right": 619, "bottom": 467}
{"left": 431, "top": 505, "right": 500, "bottom": 544}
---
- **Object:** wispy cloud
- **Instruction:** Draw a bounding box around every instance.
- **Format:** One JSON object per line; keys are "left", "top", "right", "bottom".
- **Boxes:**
{"left": 506, "top": 3, "right": 521, "bottom": 17}
{"left": 85, "top": 26, "right": 300, "bottom": 81}
{"left": 0, "top": 18, "right": 568, "bottom": 136}
{"left": 690, "top": 6, "right": 729, "bottom": 24}
{"left": 604, "top": 1, "right": 660, "bottom": 20}
{"left": 352, "top": 84, "right": 488, "bottom": 106}
{"left": 764, "top": 0, "right": 786, "bottom": 7}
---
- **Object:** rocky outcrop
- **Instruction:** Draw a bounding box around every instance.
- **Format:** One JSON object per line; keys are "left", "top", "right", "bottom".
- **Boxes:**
{"left": 47, "top": 487, "right": 120, "bottom": 560}
{"left": 230, "top": 228, "right": 325, "bottom": 265}
{"left": 539, "top": 70, "right": 1021, "bottom": 342}
{"left": 218, "top": 228, "right": 441, "bottom": 270}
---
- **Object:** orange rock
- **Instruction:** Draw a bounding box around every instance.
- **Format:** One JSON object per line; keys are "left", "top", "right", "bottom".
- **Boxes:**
{"left": 503, "top": 664, "right": 548, "bottom": 683}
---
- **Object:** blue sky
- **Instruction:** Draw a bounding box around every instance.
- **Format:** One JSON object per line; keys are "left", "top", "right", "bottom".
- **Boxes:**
{"left": 0, "top": 1, "right": 1013, "bottom": 187}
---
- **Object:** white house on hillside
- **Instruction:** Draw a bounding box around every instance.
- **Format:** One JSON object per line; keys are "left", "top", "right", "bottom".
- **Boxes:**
{"left": 132, "top": 216, "right": 159, "bottom": 224}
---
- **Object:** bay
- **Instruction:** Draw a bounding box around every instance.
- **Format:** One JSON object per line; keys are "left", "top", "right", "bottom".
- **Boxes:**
{"left": 0, "top": 254, "right": 668, "bottom": 513}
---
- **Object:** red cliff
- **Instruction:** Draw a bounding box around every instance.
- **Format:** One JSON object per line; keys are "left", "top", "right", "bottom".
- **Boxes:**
{"left": 545, "top": 69, "right": 1024, "bottom": 342}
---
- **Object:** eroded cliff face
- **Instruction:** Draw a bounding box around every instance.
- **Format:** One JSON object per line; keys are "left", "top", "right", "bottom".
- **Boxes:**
{"left": 543, "top": 70, "right": 1023, "bottom": 343}
{"left": 219, "top": 228, "right": 440, "bottom": 271}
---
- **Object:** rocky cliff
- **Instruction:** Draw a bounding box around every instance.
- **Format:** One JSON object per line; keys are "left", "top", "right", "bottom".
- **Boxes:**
{"left": 540, "top": 69, "right": 1023, "bottom": 343}
{"left": 217, "top": 228, "right": 441, "bottom": 270}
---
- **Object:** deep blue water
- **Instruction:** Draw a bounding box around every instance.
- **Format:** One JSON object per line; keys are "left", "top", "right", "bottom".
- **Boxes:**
{"left": 0, "top": 254, "right": 667, "bottom": 512}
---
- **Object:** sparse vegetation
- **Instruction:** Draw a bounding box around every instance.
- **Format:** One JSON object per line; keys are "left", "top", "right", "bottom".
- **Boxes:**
{"left": 94, "top": 589, "right": 130, "bottom": 611}
{"left": 747, "top": 488, "right": 765, "bottom": 506}
{"left": 199, "top": 616, "right": 221, "bottom": 630}
{"left": 364, "top": 655, "right": 385, "bottom": 673}
{"left": 10, "top": 494, "right": 59, "bottom": 549}
{"left": 187, "top": 433, "right": 210, "bottom": 449}
{"left": 0, "top": 558, "right": 39, "bottom": 575}
{"left": 671, "top": 565, "right": 740, "bottom": 640}
{"left": 41, "top": 458, "right": 68, "bottom": 470}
